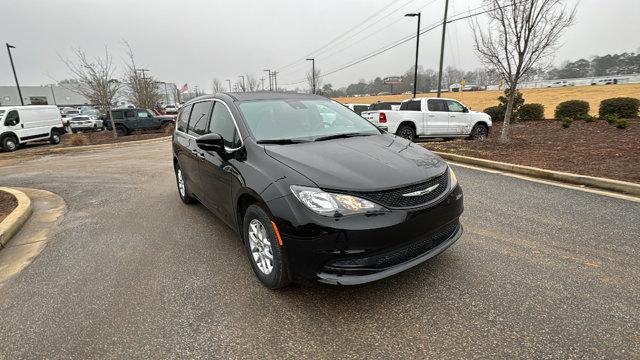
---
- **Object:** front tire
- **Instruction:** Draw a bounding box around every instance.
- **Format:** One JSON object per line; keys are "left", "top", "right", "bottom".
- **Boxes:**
{"left": 396, "top": 125, "right": 416, "bottom": 141}
{"left": 1, "top": 135, "right": 18, "bottom": 152}
{"left": 469, "top": 124, "right": 488, "bottom": 140}
{"left": 175, "top": 164, "right": 195, "bottom": 204}
{"left": 243, "top": 204, "right": 290, "bottom": 289}
{"left": 49, "top": 129, "right": 61, "bottom": 145}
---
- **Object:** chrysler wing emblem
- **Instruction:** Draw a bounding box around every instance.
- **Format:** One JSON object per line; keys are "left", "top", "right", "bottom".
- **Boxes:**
{"left": 402, "top": 184, "right": 439, "bottom": 197}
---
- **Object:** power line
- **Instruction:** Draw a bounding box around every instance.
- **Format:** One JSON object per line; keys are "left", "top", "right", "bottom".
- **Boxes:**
{"left": 276, "top": 0, "right": 411, "bottom": 72}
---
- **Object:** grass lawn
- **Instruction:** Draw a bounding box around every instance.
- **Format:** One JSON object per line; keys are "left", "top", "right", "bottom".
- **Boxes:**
{"left": 334, "top": 83, "right": 640, "bottom": 119}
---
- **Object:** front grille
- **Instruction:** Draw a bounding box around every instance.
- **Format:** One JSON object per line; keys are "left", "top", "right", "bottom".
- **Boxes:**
{"left": 331, "top": 171, "right": 449, "bottom": 208}
{"left": 329, "top": 221, "right": 459, "bottom": 269}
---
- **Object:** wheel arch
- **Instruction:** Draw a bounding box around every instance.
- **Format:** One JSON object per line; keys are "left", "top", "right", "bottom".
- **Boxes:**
{"left": 0, "top": 131, "right": 20, "bottom": 143}
{"left": 396, "top": 120, "right": 417, "bottom": 133}
{"left": 235, "top": 189, "right": 270, "bottom": 243}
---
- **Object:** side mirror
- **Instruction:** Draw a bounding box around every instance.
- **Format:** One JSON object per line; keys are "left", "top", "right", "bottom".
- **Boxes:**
{"left": 463, "top": 107, "right": 469, "bottom": 113}
{"left": 196, "top": 133, "right": 225, "bottom": 153}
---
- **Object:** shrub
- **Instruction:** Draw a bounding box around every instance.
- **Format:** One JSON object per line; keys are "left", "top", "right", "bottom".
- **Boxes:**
{"left": 581, "top": 114, "right": 597, "bottom": 122}
{"left": 599, "top": 97, "right": 640, "bottom": 118}
{"left": 561, "top": 117, "right": 573, "bottom": 128}
{"left": 483, "top": 106, "right": 505, "bottom": 122}
{"left": 555, "top": 100, "right": 590, "bottom": 119}
{"left": 68, "top": 133, "right": 90, "bottom": 146}
{"left": 615, "top": 119, "right": 629, "bottom": 129}
{"left": 603, "top": 114, "right": 619, "bottom": 125}
{"left": 517, "top": 103, "right": 545, "bottom": 121}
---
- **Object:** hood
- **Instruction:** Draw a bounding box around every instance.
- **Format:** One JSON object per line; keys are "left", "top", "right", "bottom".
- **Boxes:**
{"left": 264, "top": 134, "right": 447, "bottom": 191}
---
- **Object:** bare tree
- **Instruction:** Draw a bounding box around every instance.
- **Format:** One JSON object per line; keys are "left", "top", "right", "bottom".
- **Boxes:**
{"left": 60, "top": 47, "right": 122, "bottom": 139}
{"left": 211, "top": 78, "right": 224, "bottom": 93}
{"left": 472, "top": 0, "right": 575, "bottom": 140}
{"left": 123, "top": 42, "right": 162, "bottom": 109}
{"left": 306, "top": 67, "right": 323, "bottom": 94}
{"left": 244, "top": 74, "right": 260, "bottom": 91}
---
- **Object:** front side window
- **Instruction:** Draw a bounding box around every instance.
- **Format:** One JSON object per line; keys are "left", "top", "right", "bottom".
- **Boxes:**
{"left": 177, "top": 105, "right": 192, "bottom": 132}
{"left": 400, "top": 100, "right": 421, "bottom": 111}
{"left": 427, "top": 99, "right": 448, "bottom": 112}
{"left": 4, "top": 110, "right": 20, "bottom": 126}
{"left": 447, "top": 100, "right": 465, "bottom": 112}
{"left": 188, "top": 101, "right": 212, "bottom": 136}
{"left": 239, "top": 99, "right": 380, "bottom": 142}
{"left": 209, "top": 102, "right": 241, "bottom": 148}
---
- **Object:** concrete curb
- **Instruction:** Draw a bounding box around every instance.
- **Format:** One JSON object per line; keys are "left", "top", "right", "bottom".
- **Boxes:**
{"left": 0, "top": 187, "right": 33, "bottom": 248}
{"left": 434, "top": 151, "right": 640, "bottom": 197}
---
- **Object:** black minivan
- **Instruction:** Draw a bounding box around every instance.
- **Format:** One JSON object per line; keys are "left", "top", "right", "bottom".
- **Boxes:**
{"left": 172, "top": 92, "right": 463, "bottom": 288}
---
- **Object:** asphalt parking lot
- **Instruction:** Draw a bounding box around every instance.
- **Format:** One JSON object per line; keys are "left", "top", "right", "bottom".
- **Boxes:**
{"left": 0, "top": 140, "right": 638, "bottom": 358}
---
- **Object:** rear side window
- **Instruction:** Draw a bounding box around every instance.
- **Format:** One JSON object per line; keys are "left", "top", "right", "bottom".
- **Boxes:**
{"left": 400, "top": 100, "right": 421, "bottom": 111}
{"left": 188, "top": 101, "right": 212, "bottom": 136}
{"left": 427, "top": 99, "right": 448, "bottom": 112}
{"left": 177, "top": 105, "right": 192, "bottom": 132}
{"left": 209, "top": 102, "right": 241, "bottom": 148}
{"left": 112, "top": 111, "right": 124, "bottom": 120}
{"left": 125, "top": 110, "right": 135, "bottom": 118}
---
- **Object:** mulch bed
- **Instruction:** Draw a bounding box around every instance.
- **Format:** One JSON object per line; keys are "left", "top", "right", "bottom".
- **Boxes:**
{"left": 60, "top": 129, "right": 168, "bottom": 147}
{"left": 422, "top": 119, "right": 640, "bottom": 183}
{"left": 0, "top": 191, "right": 18, "bottom": 224}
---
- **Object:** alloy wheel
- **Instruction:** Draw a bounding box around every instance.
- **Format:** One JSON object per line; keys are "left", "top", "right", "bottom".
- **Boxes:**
{"left": 400, "top": 128, "right": 414, "bottom": 140}
{"left": 248, "top": 219, "right": 274, "bottom": 275}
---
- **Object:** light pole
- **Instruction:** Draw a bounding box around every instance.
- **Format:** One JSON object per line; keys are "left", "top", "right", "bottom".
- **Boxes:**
{"left": 263, "top": 69, "right": 271, "bottom": 91}
{"left": 436, "top": 0, "right": 449, "bottom": 97}
{"left": 239, "top": 75, "right": 245, "bottom": 92}
{"left": 405, "top": 13, "right": 421, "bottom": 98}
{"left": 6, "top": 43, "right": 24, "bottom": 105}
{"left": 226, "top": 79, "right": 232, "bottom": 92}
{"left": 306, "top": 58, "right": 316, "bottom": 94}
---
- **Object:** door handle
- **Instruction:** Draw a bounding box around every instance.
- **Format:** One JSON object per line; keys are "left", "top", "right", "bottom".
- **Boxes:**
{"left": 21, "top": 124, "right": 24, "bottom": 128}
{"left": 428, "top": 115, "right": 435, "bottom": 118}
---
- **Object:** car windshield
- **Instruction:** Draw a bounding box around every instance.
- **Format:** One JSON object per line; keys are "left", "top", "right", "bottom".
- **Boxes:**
{"left": 238, "top": 99, "right": 380, "bottom": 142}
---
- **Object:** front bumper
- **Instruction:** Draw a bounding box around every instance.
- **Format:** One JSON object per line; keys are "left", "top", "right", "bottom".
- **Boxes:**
{"left": 266, "top": 184, "right": 464, "bottom": 284}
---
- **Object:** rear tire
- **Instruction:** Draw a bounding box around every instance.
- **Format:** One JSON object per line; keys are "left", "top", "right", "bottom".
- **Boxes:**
{"left": 469, "top": 124, "right": 489, "bottom": 140}
{"left": 396, "top": 125, "right": 416, "bottom": 141}
{"left": 175, "top": 164, "right": 195, "bottom": 204}
{"left": 115, "top": 125, "right": 128, "bottom": 137}
{"left": 1, "top": 135, "right": 18, "bottom": 152}
{"left": 49, "top": 129, "right": 61, "bottom": 145}
{"left": 243, "top": 204, "right": 290, "bottom": 289}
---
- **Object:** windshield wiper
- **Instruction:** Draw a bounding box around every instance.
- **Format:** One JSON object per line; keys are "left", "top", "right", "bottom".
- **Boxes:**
{"left": 313, "top": 132, "right": 374, "bottom": 142}
{"left": 257, "top": 139, "right": 309, "bottom": 144}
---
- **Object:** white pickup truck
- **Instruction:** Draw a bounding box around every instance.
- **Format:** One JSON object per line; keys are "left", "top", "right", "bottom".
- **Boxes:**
{"left": 361, "top": 97, "right": 492, "bottom": 141}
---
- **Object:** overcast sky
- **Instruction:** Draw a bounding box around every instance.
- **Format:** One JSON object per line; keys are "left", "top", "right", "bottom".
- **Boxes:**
{"left": 1, "top": 0, "right": 639, "bottom": 92}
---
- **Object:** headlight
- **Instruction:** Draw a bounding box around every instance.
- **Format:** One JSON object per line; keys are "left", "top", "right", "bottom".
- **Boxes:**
{"left": 448, "top": 166, "right": 458, "bottom": 189}
{"left": 290, "top": 185, "right": 386, "bottom": 217}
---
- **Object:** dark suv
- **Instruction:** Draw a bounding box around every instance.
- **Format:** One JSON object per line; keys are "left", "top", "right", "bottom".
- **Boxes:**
{"left": 105, "top": 108, "right": 175, "bottom": 136}
{"left": 172, "top": 92, "right": 463, "bottom": 288}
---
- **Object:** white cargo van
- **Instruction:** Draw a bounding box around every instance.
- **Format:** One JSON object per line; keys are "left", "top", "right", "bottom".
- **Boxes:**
{"left": 0, "top": 105, "right": 65, "bottom": 152}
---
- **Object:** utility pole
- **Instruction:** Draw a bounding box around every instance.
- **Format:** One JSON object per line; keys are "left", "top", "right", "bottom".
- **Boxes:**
{"left": 436, "top": 0, "right": 449, "bottom": 97}
{"left": 6, "top": 43, "right": 24, "bottom": 105}
{"left": 239, "top": 75, "right": 245, "bottom": 92}
{"left": 306, "top": 58, "right": 316, "bottom": 94}
{"left": 260, "top": 77, "right": 265, "bottom": 90}
{"left": 226, "top": 79, "right": 232, "bottom": 92}
{"left": 405, "top": 13, "right": 421, "bottom": 98}
{"left": 263, "top": 69, "right": 272, "bottom": 91}
{"left": 272, "top": 71, "right": 278, "bottom": 92}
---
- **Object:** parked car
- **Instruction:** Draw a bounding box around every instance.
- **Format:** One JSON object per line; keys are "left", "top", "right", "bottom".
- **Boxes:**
{"left": 344, "top": 103, "right": 370, "bottom": 115}
{"left": 104, "top": 108, "right": 175, "bottom": 136}
{"left": 546, "top": 80, "right": 573, "bottom": 88}
{"left": 61, "top": 108, "right": 80, "bottom": 118}
{"left": 173, "top": 92, "right": 464, "bottom": 288}
{"left": 164, "top": 104, "right": 179, "bottom": 114}
{"left": 591, "top": 78, "right": 617, "bottom": 85}
{"left": 69, "top": 115, "right": 104, "bottom": 132}
{"left": 0, "top": 105, "right": 65, "bottom": 152}
{"left": 362, "top": 97, "right": 491, "bottom": 141}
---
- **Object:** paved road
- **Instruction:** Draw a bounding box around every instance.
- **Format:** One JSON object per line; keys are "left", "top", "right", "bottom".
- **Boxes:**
{"left": 0, "top": 140, "right": 638, "bottom": 359}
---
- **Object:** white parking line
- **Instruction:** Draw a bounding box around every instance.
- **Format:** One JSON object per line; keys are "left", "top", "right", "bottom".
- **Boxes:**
{"left": 448, "top": 161, "right": 640, "bottom": 203}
